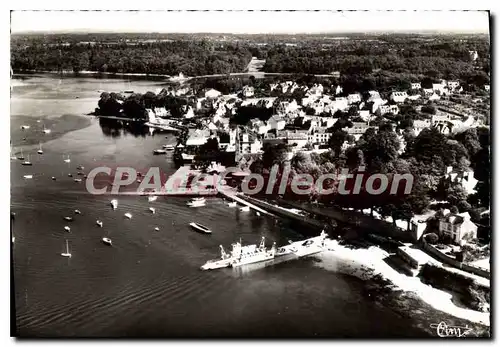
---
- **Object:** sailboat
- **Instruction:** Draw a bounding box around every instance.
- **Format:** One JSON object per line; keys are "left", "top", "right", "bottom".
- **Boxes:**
{"left": 10, "top": 145, "right": 17, "bottom": 160}
{"left": 17, "top": 149, "right": 25, "bottom": 161}
{"left": 42, "top": 124, "right": 51, "bottom": 134}
{"left": 21, "top": 154, "right": 32, "bottom": 166}
{"left": 37, "top": 143, "right": 43, "bottom": 154}
{"left": 63, "top": 154, "right": 71, "bottom": 163}
{"left": 61, "top": 240, "right": 72, "bottom": 257}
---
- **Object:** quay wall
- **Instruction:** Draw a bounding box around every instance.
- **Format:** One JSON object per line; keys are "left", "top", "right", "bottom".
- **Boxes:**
{"left": 420, "top": 240, "right": 490, "bottom": 279}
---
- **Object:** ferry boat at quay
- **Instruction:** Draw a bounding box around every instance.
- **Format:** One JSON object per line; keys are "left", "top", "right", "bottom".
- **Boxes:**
{"left": 200, "top": 237, "right": 276, "bottom": 270}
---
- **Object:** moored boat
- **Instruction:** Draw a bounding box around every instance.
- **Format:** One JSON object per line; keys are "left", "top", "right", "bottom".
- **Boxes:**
{"left": 240, "top": 206, "right": 250, "bottom": 212}
{"left": 228, "top": 201, "right": 237, "bottom": 207}
{"left": 187, "top": 197, "right": 206, "bottom": 207}
{"left": 189, "top": 222, "right": 212, "bottom": 234}
{"left": 61, "top": 239, "right": 72, "bottom": 258}
{"left": 124, "top": 213, "right": 132, "bottom": 219}
{"left": 102, "top": 237, "right": 112, "bottom": 246}
{"left": 110, "top": 199, "right": 118, "bottom": 209}
{"left": 153, "top": 149, "right": 167, "bottom": 155}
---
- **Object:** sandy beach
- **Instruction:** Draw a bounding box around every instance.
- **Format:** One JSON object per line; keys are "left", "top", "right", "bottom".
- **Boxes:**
{"left": 316, "top": 240, "right": 490, "bottom": 327}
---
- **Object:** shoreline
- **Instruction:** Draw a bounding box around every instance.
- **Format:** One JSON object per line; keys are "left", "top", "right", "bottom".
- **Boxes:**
{"left": 317, "top": 239, "right": 490, "bottom": 328}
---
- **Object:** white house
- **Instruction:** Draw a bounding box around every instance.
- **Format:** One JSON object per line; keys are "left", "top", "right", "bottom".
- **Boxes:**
{"left": 411, "top": 82, "right": 421, "bottom": 90}
{"left": 447, "top": 81, "right": 460, "bottom": 91}
{"left": 407, "top": 94, "right": 421, "bottom": 101}
{"left": 413, "top": 119, "right": 432, "bottom": 136}
{"left": 429, "top": 93, "right": 441, "bottom": 101}
{"left": 268, "top": 115, "right": 286, "bottom": 130}
{"left": 308, "top": 129, "right": 332, "bottom": 145}
{"left": 367, "top": 91, "right": 382, "bottom": 102}
{"left": 444, "top": 166, "right": 478, "bottom": 195}
{"left": 485, "top": 85, "right": 490, "bottom": 92}
{"left": 183, "top": 106, "right": 195, "bottom": 119}
{"left": 358, "top": 110, "right": 371, "bottom": 122}
{"left": 277, "top": 100, "right": 299, "bottom": 114}
{"left": 469, "top": 50, "right": 479, "bottom": 61}
{"left": 390, "top": 91, "right": 408, "bottom": 103}
{"left": 308, "top": 84, "right": 324, "bottom": 96}
{"left": 379, "top": 104, "right": 399, "bottom": 115}
{"left": 347, "top": 93, "right": 362, "bottom": 104}
{"left": 242, "top": 86, "right": 255, "bottom": 98}
{"left": 438, "top": 212, "right": 478, "bottom": 245}
{"left": 205, "top": 89, "right": 222, "bottom": 99}
{"left": 335, "top": 85, "right": 343, "bottom": 95}
{"left": 344, "top": 122, "right": 378, "bottom": 141}
{"left": 237, "top": 132, "right": 262, "bottom": 154}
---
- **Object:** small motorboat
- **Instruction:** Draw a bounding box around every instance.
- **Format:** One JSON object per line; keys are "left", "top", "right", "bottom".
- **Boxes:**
{"left": 96, "top": 220, "right": 103, "bottom": 227}
{"left": 110, "top": 199, "right": 118, "bottom": 209}
{"left": 154, "top": 227, "right": 160, "bottom": 231}
{"left": 189, "top": 222, "right": 212, "bottom": 234}
{"left": 63, "top": 154, "right": 71, "bottom": 163}
{"left": 124, "top": 213, "right": 132, "bottom": 219}
{"left": 137, "top": 179, "right": 142, "bottom": 183}
{"left": 64, "top": 226, "right": 71, "bottom": 232}
{"left": 51, "top": 176, "right": 56, "bottom": 180}
{"left": 20, "top": 125, "right": 30, "bottom": 130}
{"left": 74, "top": 210, "right": 81, "bottom": 215}
{"left": 256, "top": 212, "right": 261, "bottom": 217}
{"left": 102, "top": 237, "right": 112, "bottom": 246}
{"left": 23, "top": 175, "right": 33, "bottom": 179}
{"left": 148, "top": 195, "right": 158, "bottom": 202}
{"left": 228, "top": 201, "right": 237, "bottom": 208}
{"left": 77, "top": 166, "right": 85, "bottom": 170}
{"left": 163, "top": 144, "right": 175, "bottom": 151}
{"left": 42, "top": 125, "right": 51, "bottom": 134}
{"left": 240, "top": 206, "right": 250, "bottom": 212}
{"left": 68, "top": 173, "right": 73, "bottom": 177}
{"left": 153, "top": 149, "right": 167, "bottom": 155}
{"left": 37, "top": 143, "right": 43, "bottom": 155}
{"left": 74, "top": 178, "right": 82, "bottom": 183}
{"left": 149, "top": 207, "right": 156, "bottom": 214}
{"left": 64, "top": 216, "right": 73, "bottom": 222}
{"left": 77, "top": 172, "right": 85, "bottom": 176}
{"left": 187, "top": 197, "right": 206, "bottom": 207}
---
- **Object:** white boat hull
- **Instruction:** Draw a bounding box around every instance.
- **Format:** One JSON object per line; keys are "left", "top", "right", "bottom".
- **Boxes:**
{"left": 190, "top": 223, "right": 211, "bottom": 234}
{"left": 187, "top": 201, "right": 206, "bottom": 207}
{"left": 201, "top": 259, "right": 231, "bottom": 270}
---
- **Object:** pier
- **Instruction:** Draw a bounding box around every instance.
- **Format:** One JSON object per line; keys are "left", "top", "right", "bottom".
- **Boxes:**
{"left": 218, "top": 190, "right": 275, "bottom": 217}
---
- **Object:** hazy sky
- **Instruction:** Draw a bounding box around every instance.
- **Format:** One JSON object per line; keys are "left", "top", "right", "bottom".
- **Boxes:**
{"left": 11, "top": 10, "right": 490, "bottom": 34}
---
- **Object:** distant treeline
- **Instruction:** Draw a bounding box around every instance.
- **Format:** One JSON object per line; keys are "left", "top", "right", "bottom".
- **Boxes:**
{"left": 261, "top": 36, "right": 490, "bottom": 84}
{"left": 12, "top": 34, "right": 490, "bottom": 84}
{"left": 11, "top": 40, "right": 252, "bottom": 76}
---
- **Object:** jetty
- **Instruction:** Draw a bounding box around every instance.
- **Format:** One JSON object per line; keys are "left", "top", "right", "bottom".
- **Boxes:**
{"left": 218, "top": 190, "right": 274, "bottom": 217}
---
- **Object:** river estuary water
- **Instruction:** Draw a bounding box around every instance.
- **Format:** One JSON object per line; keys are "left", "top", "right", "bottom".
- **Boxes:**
{"left": 10, "top": 75, "right": 486, "bottom": 337}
